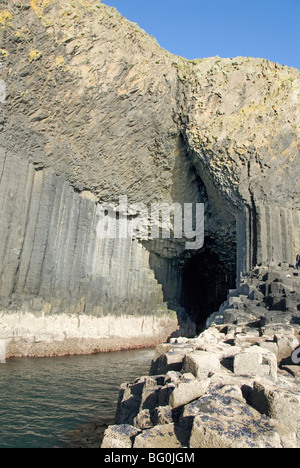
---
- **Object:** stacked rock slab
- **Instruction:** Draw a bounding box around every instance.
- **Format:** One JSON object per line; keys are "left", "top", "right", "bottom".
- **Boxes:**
{"left": 207, "top": 263, "right": 300, "bottom": 332}
{"left": 102, "top": 264, "right": 300, "bottom": 449}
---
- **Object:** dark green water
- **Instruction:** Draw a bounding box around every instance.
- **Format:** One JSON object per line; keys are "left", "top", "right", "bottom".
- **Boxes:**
{"left": 0, "top": 348, "right": 154, "bottom": 448}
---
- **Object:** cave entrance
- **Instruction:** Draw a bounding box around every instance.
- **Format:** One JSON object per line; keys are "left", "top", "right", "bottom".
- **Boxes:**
{"left": 179, "top": 244, "right": 236, "bottom": 332}
{"left": 146, "top": 133, "right": 237, "bottom": 335}
{"left": 148, "top": 236, "right": 237, "bottom": 336}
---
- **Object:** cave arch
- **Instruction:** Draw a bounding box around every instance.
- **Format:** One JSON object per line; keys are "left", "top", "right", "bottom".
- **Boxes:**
{"left": 146, "top": 135, "right": 237, "bottom": 334}
{"left": 180, "top": 243, "right": 236, "bottom": 332}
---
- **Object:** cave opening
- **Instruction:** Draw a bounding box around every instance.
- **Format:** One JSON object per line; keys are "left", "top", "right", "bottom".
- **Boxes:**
{"left": 148, "top": 235, "right": 237, "bottom": 336}
{"left": 179, "top": 242, "right": 236, "bottom": 332}
{"left": 146, "top": 134, "right": 238, "bottom": 335}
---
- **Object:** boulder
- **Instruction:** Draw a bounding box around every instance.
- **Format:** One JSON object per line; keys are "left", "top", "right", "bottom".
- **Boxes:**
{"left": 101, "top": 424, "right": 141, "bottom": 448}
{"left": 262, "top": 323, "right": 296, "bottom": 338}
{"left": 115, "top": 382, "right": 142, "bottom": 425}
{"left": 274, "top": 334, "right": 298, "bottom": 362}
{"left": 150, "top": 346, "right": 193, "bottom": 375}
{"left": 150, "top": 344, "right": 173, "bottom": 375}
{"left": 188, "top": 394, "right": 285, "bottom": 448}
{"left": 182, "top": 351, "right": 221, "bottom": 378}
{"left": 208, "top": 369, "right": 255, "bottom": 401}
{"left": 133, "top": 409, "right": 153, "bottom": 430}
{"left": 151, "top": 406, "right": 173, "bottom": 426}
{"left": 258, "top": 340, "right": 279, "bottom": 360}
{"left": 133, "top": 424, "right": 182, "bottom": 448}
{"left": 168, "top": 375, "right": 210, "bottom": 408}
{"left": 217, "top": 384, "right": 244, "bottom": 402}
{"left": 233, "top": 346, "right": 277, "bottom": 382}
{"left": 104, "top": 266, "right": 300, "bottom": 449}
{"left": 252, "top": 379, "right": 300, "bottom": 442}
{"left": 261, "top": 311, "right": 292, "bottom": 326}
{"left": 116, "top": 376, "right": 159, "bottom": 425}
{"left": 164, "top": 370, "right": 182, "bottom": 385}
{"left": 139, "top": 385, "right": 160, "bottom": 411}
{"left": 224, "top": 309, "right": 256, "bottom": 325}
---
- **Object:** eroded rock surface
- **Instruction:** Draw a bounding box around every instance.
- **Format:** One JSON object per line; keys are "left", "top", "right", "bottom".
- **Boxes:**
{"left": 0, "top": 1, "right": 299, "bottom": 354}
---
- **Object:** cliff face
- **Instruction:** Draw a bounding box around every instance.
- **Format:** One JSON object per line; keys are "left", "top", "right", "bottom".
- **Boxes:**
{"left": 182, "top": 56, "right": 300, "bottom": 275}
{"left": 0, "top": 0, "right": 299, "bottom": 356}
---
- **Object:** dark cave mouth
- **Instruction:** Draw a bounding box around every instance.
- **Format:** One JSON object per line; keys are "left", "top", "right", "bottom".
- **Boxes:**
{"left": 149, "top": 237, "right": 237, "bottom": 335}
{"left": 179, "top": 246, "right": 236, "bottom": 332}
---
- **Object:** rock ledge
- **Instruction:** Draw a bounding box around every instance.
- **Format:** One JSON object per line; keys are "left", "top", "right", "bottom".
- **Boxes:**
{"left": 102, "top": 264, "right": 300, "bottom": 449}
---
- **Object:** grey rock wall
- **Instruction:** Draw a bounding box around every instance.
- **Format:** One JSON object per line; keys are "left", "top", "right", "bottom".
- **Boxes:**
{"left": 0, "top": 1, "right": 299, "bottom": 355}
{"left": 182, "top": 56, "right": 300, "bottom": 275}
{"left": 0, "top": 150, "right": 179, "bottom": 355}
{"left": 0, "top": 151, "right": 166, "bottom": 314}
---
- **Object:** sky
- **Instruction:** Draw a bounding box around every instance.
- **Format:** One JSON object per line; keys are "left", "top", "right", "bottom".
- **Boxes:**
{"left": 103, "top": 0, "right": 300, "bottom": 70}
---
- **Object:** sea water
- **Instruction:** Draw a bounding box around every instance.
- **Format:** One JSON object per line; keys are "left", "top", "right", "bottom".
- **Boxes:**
{"left": 0, "top": 340, "right": 6, "bottom": 363}
{"left": 0, "top": 348, "right": 154, "bottom": 448}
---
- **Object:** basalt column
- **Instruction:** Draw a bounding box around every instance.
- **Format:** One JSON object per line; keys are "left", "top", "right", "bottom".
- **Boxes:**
{"left": 0, "top": 151, "right": 178, "bottom": 357}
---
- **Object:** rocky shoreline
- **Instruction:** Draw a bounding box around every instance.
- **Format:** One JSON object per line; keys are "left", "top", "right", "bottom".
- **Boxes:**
{"left": 0, "top": 2, "right": 299, "bottom": 449}
{"left": 101, "top": 264, "right": 300, "bottom": 449}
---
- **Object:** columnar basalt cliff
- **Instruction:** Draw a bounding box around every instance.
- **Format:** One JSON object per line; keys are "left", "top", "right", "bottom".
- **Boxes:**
{"left": 0, "top": 0, "right": 299, "bottom": 356}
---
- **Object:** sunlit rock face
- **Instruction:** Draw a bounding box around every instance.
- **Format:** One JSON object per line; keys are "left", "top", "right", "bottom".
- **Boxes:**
{"left": 0, "top": 1, "right": 299, "bottom": 355}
